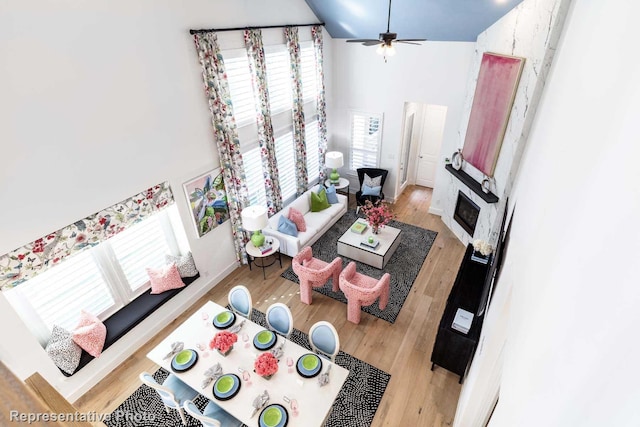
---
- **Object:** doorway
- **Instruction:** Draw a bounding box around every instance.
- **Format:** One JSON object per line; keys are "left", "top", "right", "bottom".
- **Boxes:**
{"left": 396, "top": 102, "right": 447, "bottom": 198}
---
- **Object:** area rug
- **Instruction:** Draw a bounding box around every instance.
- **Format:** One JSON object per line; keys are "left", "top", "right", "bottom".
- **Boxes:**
{"left": 105, "top": 309, "right": 390, "bottom": 427}
{"left": 281, "top": 211, "right": 437, "bottom": 323}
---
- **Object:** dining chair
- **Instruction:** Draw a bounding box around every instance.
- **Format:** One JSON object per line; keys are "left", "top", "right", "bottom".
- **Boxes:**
{"left": 339, "top": 261, "right": 391, "bottom": 324}
{"left": 291, "top": 246, "right": 342, "bottom": 305}
{"left": 228, "top": 284, "right": 253, "bottom": 320}
{"left": 139, "top": 372, "right": 198, "bottom": 425}
{"left": 308, "top": 321, "right": 340, "bottom": 362}
{"left": 266, "top": 302, "right": 293, "bottom": 338}
{"left": 183, "top": 399, "right": 242, "bottom": 427}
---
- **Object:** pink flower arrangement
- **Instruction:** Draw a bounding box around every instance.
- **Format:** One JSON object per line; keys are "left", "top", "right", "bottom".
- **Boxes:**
{"left": 209, "top": 331, "right": 238, "bottom": 354}
{"left": 361, "top": 200, "right": 395, "bottom": 232}
{"left": 254, "top": 352, "right": 279, "bottom": 377}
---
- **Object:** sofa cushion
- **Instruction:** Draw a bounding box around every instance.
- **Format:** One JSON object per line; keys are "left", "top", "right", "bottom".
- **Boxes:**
{"left": 305, "top": 211, "right": 333, "bottom": 232}
{"left": 288, "top": 192, "right": 310, "bottom": 215}
{"left": 311, "top": 188, "right": 330, "bottom": 212}
{"left": 362, "top": 184, "right": 382, "bottom": 197}
{"left": 165, "top": 252, "right": 198, "bottom": 278}
{"left": 147, "top": 263, "right": 185, "bottom": 294}
{"left": 72, "top": 310, "right": 107, "bottom": 358}
{"left": 288, "top": 207, "right": 307, "bottom": 232}
{"left": 46, "top": 325, "right": 82, "bottom": 375}
{"left": 325, "top": 185, "right": 339, "bottom": 204}
{"left": 277, "top": 215, "right": 298, "bottom": 237}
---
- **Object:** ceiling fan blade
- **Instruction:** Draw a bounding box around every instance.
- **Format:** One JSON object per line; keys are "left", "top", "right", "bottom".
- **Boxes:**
{"left": 396, "top": 39, "right": 427, "bottom": 42}
{"left": 396, "top": 41, "right": 422, "bottom": 45}
{"left": 362, "top": 40, "right": 384, "bottom": 46}
{"left": 346, "top": 39, "right": 379, "bottom": 43}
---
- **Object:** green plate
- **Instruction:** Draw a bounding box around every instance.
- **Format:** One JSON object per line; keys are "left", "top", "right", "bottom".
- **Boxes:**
{"left": 262, "top": 406, "right": 283, "bottom": 426}
{"left": 302, "top": 354, "right": 319, "bottom": 370}
{"left": 215, "top": 375, "right": 234, "bottom": 394}
{"left": 257, "top": 330, "right": 273, "bottom": 344}
{"left": 174, "top": 350, "right": 192, "bottom": 365}
{"left": 216, "top": 311, "right": 232, "bottom": 323}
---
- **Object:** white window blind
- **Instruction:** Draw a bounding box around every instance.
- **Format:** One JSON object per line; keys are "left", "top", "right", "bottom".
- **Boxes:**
{"left": 13, "top": 250, "right": 116, "bottom": 332}
{"left": 265, "top": 50, "right": 293, "bottom": 115}
{"left": 274, "top": 132, "right": 297, "bottom": 202}
{"left": 109, "top": 216, "right": 171, "bottom": 293}
{"left": 225, "top": 54, "right": 256, "bottom": 126}
{"left": 305, "top": 119, "right": 320, "bottom": 184}
{"left": 300, "top": 43, "right": 318, "bottom": 103}
{"left": 350, "top": 111, "right": 383, "bottom": 170}
{"left": 243, "top": 146, "right": 267, "bottom": 207}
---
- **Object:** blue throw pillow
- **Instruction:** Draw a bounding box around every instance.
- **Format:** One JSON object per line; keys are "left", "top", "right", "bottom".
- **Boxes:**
{"left": 362, "top": 184, "right": 381, "bottom": 197}
{"left": 325, "top": 185, "right": 339, "bottom": 204}
{"left": 277, "top": 215, "right": 298, "bottom": 237}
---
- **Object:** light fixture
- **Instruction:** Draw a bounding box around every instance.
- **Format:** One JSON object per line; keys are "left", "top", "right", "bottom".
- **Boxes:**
{"left": 377, "top": 42, "right": 396, "bottom": 57}
{"left": 325, "top": 151, "right": 344, "bottom": 184}
{"left": 241, "top": 205, "right": 268, "bottom": 247}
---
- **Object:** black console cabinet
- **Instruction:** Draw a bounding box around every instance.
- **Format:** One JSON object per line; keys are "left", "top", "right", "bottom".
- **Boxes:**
{"left": 430, "top": 244, "right": 491, "bottom": 383}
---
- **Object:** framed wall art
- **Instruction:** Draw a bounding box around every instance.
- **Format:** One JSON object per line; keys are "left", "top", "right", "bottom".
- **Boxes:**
{"left": 183, "top": 169, "right": 229, "bottom": 238}
{"left": 462, "top": 52, "right": 525, "bottom": 177}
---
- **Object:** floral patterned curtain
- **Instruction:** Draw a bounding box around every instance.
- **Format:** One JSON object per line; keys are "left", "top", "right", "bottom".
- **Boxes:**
{"left": 244, "top": 29, "right": 283, "bottom": 215}
{"left": 0, "top": 182, "right": 174, "bottom": 290}
{"left": 194, "top": 32, "right": 250, "bottom": 265}
{"left": 312, "top": 25, "right": 328, "bottom": 181}
{"left": 284, "top": 26, "right": 308, "bottom": 196}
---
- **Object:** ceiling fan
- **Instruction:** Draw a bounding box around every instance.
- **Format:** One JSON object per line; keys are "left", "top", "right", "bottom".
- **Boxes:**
{"left": 346, "top": 0, "right": 426, "bottom": 58}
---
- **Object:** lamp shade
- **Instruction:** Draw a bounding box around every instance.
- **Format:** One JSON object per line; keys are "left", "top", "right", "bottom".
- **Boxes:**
{"left": 325, "top": 151, "right": 344, "bottom": 169}
{"left": 241, "top": 205, "right": 268, "bottom": 231}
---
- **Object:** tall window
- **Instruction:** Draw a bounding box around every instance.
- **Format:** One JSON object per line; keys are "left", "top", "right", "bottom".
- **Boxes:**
{"left": 350, "top": 111, "right": 383, "bottom": 171}
{"left": 222, "top": 37, "right": 323, "bottom": 209}
{"left": 4, "top": 206, "right": 188, "bottom": 345}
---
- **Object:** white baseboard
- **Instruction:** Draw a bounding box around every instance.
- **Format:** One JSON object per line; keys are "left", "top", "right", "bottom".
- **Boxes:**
{"left": 428, "top": 206, "right": 443, "bottom": 216}
{"left": 62, "top": 262, "right": 237, "bottom": 402}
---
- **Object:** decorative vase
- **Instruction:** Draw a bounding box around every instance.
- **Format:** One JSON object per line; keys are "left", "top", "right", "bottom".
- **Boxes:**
{"left": 372, "top": 225, "right": 379, "bottom": 234}
{"left": 217, "top": 346, "right": 233, "bottom": 357}
{"left": 261, "top": 373, "right": 274, "bottom": 380}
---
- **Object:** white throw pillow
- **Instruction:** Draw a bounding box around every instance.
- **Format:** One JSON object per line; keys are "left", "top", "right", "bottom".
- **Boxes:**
{"left": 364, "top": 173, "right": 382, "bottom": 188}
{"left": 165, "top": 252, "right": 199, "bottom": 278}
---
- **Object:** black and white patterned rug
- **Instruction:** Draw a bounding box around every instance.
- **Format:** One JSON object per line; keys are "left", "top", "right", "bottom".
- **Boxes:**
{"left": 105, "top": 309, "right": 390, "bottom": 427}
{"left": 281, "top": 211, "right": 437, "bottom": 323}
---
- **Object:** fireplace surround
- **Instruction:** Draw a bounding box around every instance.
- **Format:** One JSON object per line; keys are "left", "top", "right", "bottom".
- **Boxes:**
{"left": 453, "top": 191, "right": 480, "bottom": 236}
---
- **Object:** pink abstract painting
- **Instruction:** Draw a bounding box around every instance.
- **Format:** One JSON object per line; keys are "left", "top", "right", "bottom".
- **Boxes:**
{"left": 462, "top": 52, "right": 524, "bottom": 177}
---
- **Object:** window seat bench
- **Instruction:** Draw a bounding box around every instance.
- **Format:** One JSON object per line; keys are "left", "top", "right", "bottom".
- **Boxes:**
{"left": 62, "top": 274, "right": 200, "bottom": 377}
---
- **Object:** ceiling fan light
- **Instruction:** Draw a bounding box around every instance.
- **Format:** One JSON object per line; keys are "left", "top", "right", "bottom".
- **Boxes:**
{"left": 386, "top": 44, "right": 396, "bottom": 56}
{"left": 376, "top": 43, "right": 385, "bottom": 55}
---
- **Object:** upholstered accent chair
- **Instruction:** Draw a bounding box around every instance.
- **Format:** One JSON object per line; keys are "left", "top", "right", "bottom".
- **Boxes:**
{"left": 356, "top": 168, "right": 388, "bottom": 213}
{"left": 291, "top": 247, "right": 342, "bottom": 305}
{"left": 339, "top": 261, "right": 391, "bottom": 324}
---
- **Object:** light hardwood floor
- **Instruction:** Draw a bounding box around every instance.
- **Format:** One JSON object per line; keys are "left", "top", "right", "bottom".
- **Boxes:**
{"left": 75, "top": 185, "right": 466, "bottom": 426}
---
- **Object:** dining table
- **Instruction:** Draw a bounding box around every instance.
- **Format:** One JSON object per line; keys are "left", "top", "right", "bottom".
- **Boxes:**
{"left": 146, "top": 300, "right": 349, "bottom": 427}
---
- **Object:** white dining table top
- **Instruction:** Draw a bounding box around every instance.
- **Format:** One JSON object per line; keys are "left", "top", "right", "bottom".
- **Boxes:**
{"left": 146, "top": 301, "right": 349, "bottom": 427}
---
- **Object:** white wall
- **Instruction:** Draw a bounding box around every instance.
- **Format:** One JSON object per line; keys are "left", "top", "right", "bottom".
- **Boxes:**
{"left": 328, "top": 40, "right": 474, "bottom": 200}
{"left": 431, "top": 0, "right": 571, "bottom": 246}
{"left": 0, "top": 0, "right": 318, "bottom": 400}
{"left": 456, "top": 1, "right": 640, "bottom": 426}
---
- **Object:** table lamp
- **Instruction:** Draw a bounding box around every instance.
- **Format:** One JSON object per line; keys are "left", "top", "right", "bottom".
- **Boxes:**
{"left": 241, "top": 205, "right": 268, "bottom": 247}
{"left": 325, "top": 151, "right": 344, "bottom": 184}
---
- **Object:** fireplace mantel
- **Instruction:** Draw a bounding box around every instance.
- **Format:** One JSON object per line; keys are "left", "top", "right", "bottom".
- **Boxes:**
{"left": 445, "top": 164, "right": 499, "bottom": 203}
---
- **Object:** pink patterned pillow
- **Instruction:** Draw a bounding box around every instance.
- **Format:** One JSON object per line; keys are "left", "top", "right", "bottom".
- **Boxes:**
{"left": 288, "top": 207, "right": 306, "bottom": 232}
{"left": 147, "top": 263, "right": 185, "bottom": 294}
{"left": 71, "top": 310, "right": 107, "bottom": 358}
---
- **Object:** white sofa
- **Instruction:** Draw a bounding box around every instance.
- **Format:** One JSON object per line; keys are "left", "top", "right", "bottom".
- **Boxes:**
{"left": 262, "top": 188, "right": 348, "bottom": 257}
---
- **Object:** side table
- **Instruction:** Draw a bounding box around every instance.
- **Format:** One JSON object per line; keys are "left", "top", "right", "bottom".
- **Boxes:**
{"left": 325, "top": 177, "right": 350, "bottom": 205}
{"left": 246, "top": 237, "right": 282, "bottom": 279}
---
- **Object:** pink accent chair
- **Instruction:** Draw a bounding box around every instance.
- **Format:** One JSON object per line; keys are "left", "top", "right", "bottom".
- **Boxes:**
{"left": 292, "top": 247, "right": 342, "bottom": 305}
{"left": 339, "top": 261, "right": 391, "bottom": 324}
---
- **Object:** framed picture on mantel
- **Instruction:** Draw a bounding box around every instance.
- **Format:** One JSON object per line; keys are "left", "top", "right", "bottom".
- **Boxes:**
{"left": 462, "top": 52, "right": 525, "bottom": 177}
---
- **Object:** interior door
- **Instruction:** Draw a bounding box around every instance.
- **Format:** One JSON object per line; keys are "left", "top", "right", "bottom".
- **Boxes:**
{"left": 416, "top": 105, "right": 447, "bottom": 188}
{"left": 400, "top": 113, "right": 414, "bottom": 187}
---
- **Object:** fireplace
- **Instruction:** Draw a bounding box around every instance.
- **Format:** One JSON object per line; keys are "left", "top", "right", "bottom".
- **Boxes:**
{"left": 454, "top": 191, "right": 480, "bottom": 236}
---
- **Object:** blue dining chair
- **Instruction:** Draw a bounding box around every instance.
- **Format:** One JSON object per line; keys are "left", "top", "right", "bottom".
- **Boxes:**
{"left": 309, "top": 321, "right": 340, "bottom": 362}
{"left": 183, "top": 399, "right": 242, "bottom": 427}
{"left": 266, "top": 303, "right": 293, "bottom": 338}
{"left": 228, "top": 285, "right": 253, "bottom": 320}
{"left": 139, "top": 372, "right": 198, "bottom": 425}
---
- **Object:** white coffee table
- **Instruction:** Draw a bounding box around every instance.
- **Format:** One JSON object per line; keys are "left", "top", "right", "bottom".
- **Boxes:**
{"left": 337, "top": 219, "right": 401, "bottom": 269}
